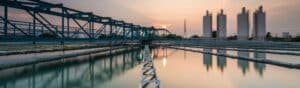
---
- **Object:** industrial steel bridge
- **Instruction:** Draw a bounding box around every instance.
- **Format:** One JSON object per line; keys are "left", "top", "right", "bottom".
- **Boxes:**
{"left": 0, "top": 0, "right": 171, "bottom": 43}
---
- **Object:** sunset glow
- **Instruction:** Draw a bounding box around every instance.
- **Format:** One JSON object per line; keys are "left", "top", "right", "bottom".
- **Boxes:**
{"left": 4, "top": 0, "right": 300, "bottom": 37}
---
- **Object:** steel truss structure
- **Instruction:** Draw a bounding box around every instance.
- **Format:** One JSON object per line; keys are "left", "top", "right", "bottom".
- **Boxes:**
{"left": 0, "top": 0, "right": 171, "bottom": 43}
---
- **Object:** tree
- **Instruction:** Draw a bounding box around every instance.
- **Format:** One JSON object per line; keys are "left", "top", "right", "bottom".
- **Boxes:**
{"left": 38, "top": 33, "right": 57, "bottom": 38}
{"left": 266, "top": 32, "right": 272, "bottom": 39}
{"left": 212, "top": 31, "right": 217, "bottom": 38}
{"left": 291, "top": 36, "right": 300, "bottom": 42}
{"left": 164, "top": 34, "right": 182, "bottom": 39}
{"left": 190, "top": 35, "right": 200, "bottom": 38}
{"left": 227, "top": 35, "right": 237, "bottom": 40}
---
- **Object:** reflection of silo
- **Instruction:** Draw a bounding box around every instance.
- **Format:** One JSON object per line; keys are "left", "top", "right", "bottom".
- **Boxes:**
{"left": 237, "top": 50, "right": 249, "bottom": 75}
{"left": 203, "top": 48, "right": 213, "bottom": 71}
{"left": 217, "top": 49, "right": 227, "bottom": 72}
{"left": 254, "top": 50, "right": 266, "bottom": 76}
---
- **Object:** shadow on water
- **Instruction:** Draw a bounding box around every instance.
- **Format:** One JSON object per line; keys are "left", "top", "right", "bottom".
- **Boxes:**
{"left": 0, "top": 48, "right": 143, "bottom": 88}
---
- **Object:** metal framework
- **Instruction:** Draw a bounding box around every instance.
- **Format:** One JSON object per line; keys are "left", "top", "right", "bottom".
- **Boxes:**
{"left": 0, "top": 0, "right": 170, "bottom": 43}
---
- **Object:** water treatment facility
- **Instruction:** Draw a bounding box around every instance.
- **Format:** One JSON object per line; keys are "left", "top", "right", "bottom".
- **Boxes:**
{"left": 1, "top": 0, "right": 300, "bottom": 88}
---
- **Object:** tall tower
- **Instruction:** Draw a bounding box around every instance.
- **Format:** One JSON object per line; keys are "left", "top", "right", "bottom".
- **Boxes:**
{"left": 237, "top": 7, "right": 250, "bottom": 40}
{"left": 184, "top": 19, "right": 187, "bottom": 38}
{"left": 253, "top": 6, "right": 266, "bottom": 41}
{"left": 203, "top": 10, "right": 213, "bottom": 38}
{"left": 217, "top": 9, "right": 227, "bottom": 39}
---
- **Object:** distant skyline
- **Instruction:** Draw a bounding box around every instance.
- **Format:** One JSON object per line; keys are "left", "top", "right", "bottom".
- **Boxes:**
{"left": 2, "top": 0, "right": 300, "bottom": 37}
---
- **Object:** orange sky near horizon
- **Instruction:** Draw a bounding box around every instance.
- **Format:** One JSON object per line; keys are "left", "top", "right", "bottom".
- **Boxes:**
{"left": 3, "top": 0, "right": 300, "bottom": 37}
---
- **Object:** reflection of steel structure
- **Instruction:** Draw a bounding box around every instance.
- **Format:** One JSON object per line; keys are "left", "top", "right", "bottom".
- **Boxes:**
{"left": 0, "top": 0, "right": 170, "bottom": 42}
{"left": 140, "top": 45, "right": 161, "bottom": 88}
{"left": 153, "top": 47, "right": 177, "bottom": 59}
{"left": 0, "top": 48, "right": 142, "bottom": 88}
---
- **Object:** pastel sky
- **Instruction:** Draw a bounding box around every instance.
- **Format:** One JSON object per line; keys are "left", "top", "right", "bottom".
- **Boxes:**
{"left": 5, "top": 0, "right": 300, "bottom": 37}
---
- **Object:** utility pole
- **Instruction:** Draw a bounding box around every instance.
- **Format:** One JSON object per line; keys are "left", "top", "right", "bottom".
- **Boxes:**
{"left": 184, "top": 19, "right": 187, "bottom": 38}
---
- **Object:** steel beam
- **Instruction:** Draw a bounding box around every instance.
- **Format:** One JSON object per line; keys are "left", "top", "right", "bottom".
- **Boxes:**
{"left": 0, "top": 0, "right": 168, "bottom": 40}
{"left": 72, "top": 18, "right": 92, "bottom": 38}
{"left": 62, "top": 8, "right": 65, "bottom": 39}
{"left": 33, "top": 11, "right": 36, "bottom": 37}
{"left": 0, "top": 16, "right": 29, "bottom": 36}
{"left": 36, "top": 13, "right": 61, "bottom": 35}
{"left": 67, "top": 18, "right": 70, "bottom": 38}
{"left": 33, "top": 11, "right": 36, "bottom": 44}
{"left": 89, "top": 21, "right": 92, "bottom": 39}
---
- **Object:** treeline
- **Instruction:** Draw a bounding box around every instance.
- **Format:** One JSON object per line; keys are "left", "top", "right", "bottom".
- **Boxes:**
{"left": 189, "top": 32, "right": 300, "bottom": 42}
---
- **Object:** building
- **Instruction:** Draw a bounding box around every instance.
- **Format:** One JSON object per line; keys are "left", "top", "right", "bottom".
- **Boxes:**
{"left": 203, "top": 10, "right": 213, "bottom": 38}
{"left": 253, "top": 6, "right": 266, "bottom": 41}
{"left": 217, "top": 9, "right": 227, "bottom": 39}
{"left": 237, "top": 7, "right": 250, "bottom": 40}
{"left": 282, "top": 32, "right": 290, "bottom": 38}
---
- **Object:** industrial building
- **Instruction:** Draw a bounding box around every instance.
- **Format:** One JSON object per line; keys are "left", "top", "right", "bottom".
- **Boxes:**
{"left": 253, "top": 6, "right": 266, "bottom": 41}
{"left": 217, "top": 9, "right": 227, "bottom": 39}
{"left": 203, "top": 10, "right": 213, "bottom": 38}
{"left": 282, "top": 32, "right": 290, "bottom": 38}
{"left": 237, "top": 7, "right": 250, "bottom": 40}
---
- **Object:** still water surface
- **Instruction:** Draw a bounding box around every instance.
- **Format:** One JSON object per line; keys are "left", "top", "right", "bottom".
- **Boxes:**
{"left": 0, "top": 47, "right": 300, "bottom": 88}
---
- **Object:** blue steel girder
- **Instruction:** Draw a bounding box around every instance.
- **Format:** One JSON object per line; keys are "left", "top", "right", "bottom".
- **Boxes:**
{"left": 35, "top": 12, "right": 62, "bottom": 36}
{"left": 94, "top": 25, "right": 106, "bottom": 38}
{"left": 0, "top": 16, "right": 30, "bottom": 36}
{"left": 0, "top": 0, "right": 167, "bottom": 40}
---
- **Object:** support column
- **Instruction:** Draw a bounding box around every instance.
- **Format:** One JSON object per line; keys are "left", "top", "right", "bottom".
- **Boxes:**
{"left": 143, "top": 29, "right": 146, "bottom": 39}
{"left": 89, "top": 21, "right": 92, "bottom": 39}
{"left": 131, "top": 28, "right": 134, "bottom": 39}
{"left": 92, "top": 22, "right": 94, "bottom": 39}
{"left": 109, "top": 25, "right": 113, "bottom": 36}
{"left": 109, "top": 25, "right": 113, "bottom": 46}
{"left": 41, "top": 26, "right": 44, "bottom": 34}
{"left": 61, "top": 9, "right": 65, "bottom": 44}
{"left": 28, "top": 23, "right": 31, "bottom": 35}
{"left": 122, "top": 26, "right": 126, "bottom": 38}
{"left": 4, "top": 0, "right": 8, "bottom": 38}
{"left": 136, "top": 30, "right": 140, "bottom": 39}
{"left": 33, "top": 11, "right": 36, "bottom": 37}
{"left": 33, "top": 11, "right": 36, "bottom": 44}
{"left": 109, "top": 25, "right": 113, "bottom": 40}
{"left": 67, "top": 18, "right": 70, "bottom": 38}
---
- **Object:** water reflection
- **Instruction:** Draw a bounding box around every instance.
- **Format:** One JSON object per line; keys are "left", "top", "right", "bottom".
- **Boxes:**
{"left": 237, "top": 50, "right": 250, "bottom": 75}
{"left": 153, "top": 47, "right": 170, "bottom": 68}
{"left": 0, "top": 48, "right": 142, "bottom": 88}
{"left": 254, "top": 49, "right": 266, "bottom": 76}
{"left": 203, "top": 48, "right": 213, "bottom": 71}
{"left": 152, "top": 48, "right": 300, "bottom": 88}
{"left": 217, "top": 49, "right": 227, "bottom": 72}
